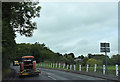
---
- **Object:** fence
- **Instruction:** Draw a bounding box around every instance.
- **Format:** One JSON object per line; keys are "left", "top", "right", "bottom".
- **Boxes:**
{"left": 36, "top": 63, "right": 119, "bottom": 77}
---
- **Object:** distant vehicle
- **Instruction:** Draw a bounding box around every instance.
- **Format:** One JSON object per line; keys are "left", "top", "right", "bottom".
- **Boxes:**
{"left": 18, "top": 56, "right": 40, "bottom": 77}
{"left": 13, "top": 61, "right": 19, "bottom": 66}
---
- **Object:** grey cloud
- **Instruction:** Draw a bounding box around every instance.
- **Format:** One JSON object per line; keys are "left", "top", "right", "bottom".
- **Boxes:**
{"left": 16, "top": 2, "right": 118, "bottom": 57}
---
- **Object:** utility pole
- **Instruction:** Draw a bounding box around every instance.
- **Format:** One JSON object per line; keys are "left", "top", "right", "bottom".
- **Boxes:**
{"left": 105, "top": 43, "right": 108, "bottom": 74}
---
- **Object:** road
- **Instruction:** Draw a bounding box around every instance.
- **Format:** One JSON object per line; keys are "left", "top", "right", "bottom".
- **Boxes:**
{"left": 8, "top": 64, "right": 114, "bottom": 81}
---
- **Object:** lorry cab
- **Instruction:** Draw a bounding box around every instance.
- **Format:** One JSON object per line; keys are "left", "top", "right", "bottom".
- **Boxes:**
{"left": 20, "top": 56, "right": 36, "bottom": 71}
{"left": 19, "top": 56, "right": 40, "bottom": 77}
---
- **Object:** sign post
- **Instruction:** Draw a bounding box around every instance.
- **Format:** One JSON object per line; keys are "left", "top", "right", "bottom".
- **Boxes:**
{"left": 100, "top": 42, "right": 110, "bottom": 75}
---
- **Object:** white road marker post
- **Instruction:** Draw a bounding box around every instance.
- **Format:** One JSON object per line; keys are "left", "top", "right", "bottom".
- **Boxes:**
{"left": 103, "top": 65, "right": 105, "bottom": 75}
{"left": 74, "top": 65, "right": 76, "bottom": 71}
{"left": 59, "top": 63, "right": 61, "bottom": 68}
{"left": 63, "top": 63, "right": 65, "bottom": 69}
{"left": 79, "top": 65, "right": 81, "bottom": 71}
{"left": 56, "top": 63, "right": 57, "bottom": 68}
{"left": 94, "top": 64, "right": 97, "bottom": 72}
{"left": 86, "top": 64, "right": 89, "bottom": 72}
{"left": 64, "top": 64, "right": 65, "bottom": 69}
{"left": 53, "top": 63, "right": 54, "bottom": 68}
{"left": 70, "top": 65, "right": 72, "bottom": 70}
{"left": 51, "top": 63, "right": 52, "bottom": 68}
{"left": 116, "top": 64, "right": 118, "bottom": 76}
{"left": 67, "top": 65, "right": 69, "bottom": 70}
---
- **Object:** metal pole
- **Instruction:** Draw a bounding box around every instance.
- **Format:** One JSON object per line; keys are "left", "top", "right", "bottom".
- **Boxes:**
{"left": 105, "top": 43, "right": 108, "bottom": 75}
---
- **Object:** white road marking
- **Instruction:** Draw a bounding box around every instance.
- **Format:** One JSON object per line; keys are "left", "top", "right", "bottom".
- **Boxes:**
{"left": 47, "top": 75, "right": 56, "bottom": 80}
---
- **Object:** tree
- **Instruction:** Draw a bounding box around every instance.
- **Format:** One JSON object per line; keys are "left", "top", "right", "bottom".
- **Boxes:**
{"left": 92, "top": 54, "right": 110, "bottom": 65}
{"left": 78, "top": 55, "right": 84, "bottom": 59}
{"left": 2, "top": 20, "right": 17, "bottom": 71}
{"left": 2, "top": 2, "right": 41, "bottom": 37}
{"left": 68, "top": 53, "right": 75, "bottom": 58}
{"left": 16, "top": 42, "right": 65, "bottom": 63}
{"left": 81, "top": 57, "right": 88, "bottom": 66}
{"left": 88, "top": 53, "right": 93, "bottom": 58}
{"left": 56, "top": 52, "right": 62, "bottom": 56}
{"left": 81, "top": 55, "right": 84, "bottom": 59}
{"left": 2, "top": 1, "right": 41, "bottom": 76}
{"left": 110, "top": 54, "right": 120, "bottom": 65}
{"left": 63, "top": 53, "right": 75, "bottom": 64}
{"left": 87, "top": 58, "right": 103, "bottom": 67}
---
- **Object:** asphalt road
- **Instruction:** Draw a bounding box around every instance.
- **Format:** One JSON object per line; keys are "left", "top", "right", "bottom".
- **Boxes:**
{"left": 8, "top": 64, "right": 110, "bottom": 81}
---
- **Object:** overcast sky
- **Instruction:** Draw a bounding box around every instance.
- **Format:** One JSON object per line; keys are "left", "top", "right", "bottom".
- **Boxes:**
{"left": 15, "top": 2, "right": 118, "bottom": 57}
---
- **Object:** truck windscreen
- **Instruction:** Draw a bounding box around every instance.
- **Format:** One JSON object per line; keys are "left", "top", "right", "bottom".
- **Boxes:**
{"left": 22, "top": 58, "right": 33, "bottom": 60}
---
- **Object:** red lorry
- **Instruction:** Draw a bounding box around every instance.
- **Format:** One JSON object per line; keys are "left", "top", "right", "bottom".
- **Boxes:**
{"left": 19, "top": 56, "right": 40, "bottom": 77}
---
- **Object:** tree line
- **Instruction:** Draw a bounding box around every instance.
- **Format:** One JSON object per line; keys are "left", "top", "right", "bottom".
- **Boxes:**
{"left": 14, "top": 42, "right": 75, "bottom": 64}
{"left": 77, "top": 53, "right": 120, "bottom": 66}
{"left": 14, "top": 42, "right": 120, "bottom": 67}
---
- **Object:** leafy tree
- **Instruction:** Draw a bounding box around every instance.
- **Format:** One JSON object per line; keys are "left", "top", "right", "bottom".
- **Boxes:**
{"left": 81, "top": 57, "right": 88, "bottom": 66}
{"left": 2, "top": 20, "right": 16, "bottom": 71}
{"left": 56, "top": 52, "right": 62, "bottom": 56}
{"left": 88, "top": 53, "right": 93, "bottom": 58}
{"left": 87, "top": 58, "right": 103, "bottom": 67}
{"left": 15, "top": 42, "right": 66, "bottom": 63}
{"left": 92, "top": 54, "right": 110, "bottom": 65}
{"left": 78, "top": 55, "right": 84, "bottom": 59}
{"left": 81, "top": 55, "right": 84, "bottom": 59}
{"left": 68, "top": 53, "right": 75, "bottom": 58}
{"left": 2, "top": 1, "right": 41, "bottom": 77}
{"left": 110, "top": 54, "right": 120, "bottom": 65}
{"left": 2, "top": 2, "right": 41, "bottom": 37}
{"left": 63, "top": 53, "right": 75, "bottom": 64}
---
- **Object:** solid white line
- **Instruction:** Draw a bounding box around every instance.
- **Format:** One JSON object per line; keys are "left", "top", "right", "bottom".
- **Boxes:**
{"left": 48, "top": 75, "right": 56, "bottom": 80}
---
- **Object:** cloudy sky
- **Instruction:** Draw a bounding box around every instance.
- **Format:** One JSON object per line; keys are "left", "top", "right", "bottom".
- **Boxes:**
{"left": 15, "top": 2, "right": 118, "bottom": 57}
